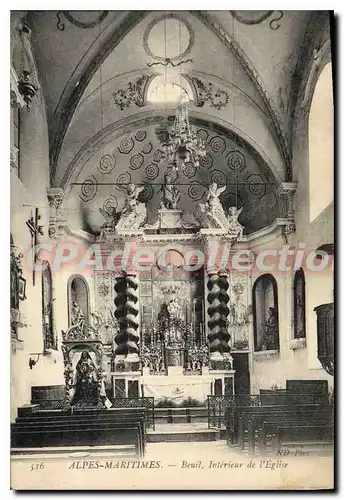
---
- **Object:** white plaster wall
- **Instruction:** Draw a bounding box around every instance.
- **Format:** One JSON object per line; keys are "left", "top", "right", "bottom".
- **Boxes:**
{"left": 10, "top": 94, "right": 65, "bottom": 421}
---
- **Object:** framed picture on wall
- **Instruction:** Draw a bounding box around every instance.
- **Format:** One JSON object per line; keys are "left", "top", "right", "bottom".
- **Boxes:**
{"left": 18, "top": 276, "right": 26, "bottom": 300}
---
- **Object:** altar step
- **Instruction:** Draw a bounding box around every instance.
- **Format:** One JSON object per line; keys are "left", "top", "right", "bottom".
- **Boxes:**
{"left": 147, "top": 423, "right": 220, "bottom": 443}
{"left": 154, "top": 407, "right": 208, "bottom": 424}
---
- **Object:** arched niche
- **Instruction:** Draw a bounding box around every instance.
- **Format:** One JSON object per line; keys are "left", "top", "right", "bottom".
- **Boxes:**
{"left": 293, "top": 268, "right": 306, "bottom": 339}
{"left": 253, "top": 274, "right": 279, "bottom": 352}
{"left": 68, "top": 275, "right": 90, "bottom": 327}
{"left": 308, "top": 62, "right": 333, "bottom": 222}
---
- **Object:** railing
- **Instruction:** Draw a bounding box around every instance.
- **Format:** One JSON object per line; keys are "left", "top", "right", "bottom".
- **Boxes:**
{"left": 30, "top": 396, "right": 155, "bottom": 429}
{"left": 207, "top": 392, "right": 330, "bottom": 429}
{"left": 108, "top": 397, "right": 155, "bottom": 430}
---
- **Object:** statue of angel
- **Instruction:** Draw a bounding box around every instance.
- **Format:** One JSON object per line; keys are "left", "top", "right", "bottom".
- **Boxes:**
{"left": 121, "top": 184, "right": 145, "bottom": 215}
{"left": 99, "top": 204, "right": 120, "bottom": 239}
{"left": 199, "top": 182, "right": 228, "bottom": 229}
{"left": 116, "top": 183, "right": 147, "bottom": 230}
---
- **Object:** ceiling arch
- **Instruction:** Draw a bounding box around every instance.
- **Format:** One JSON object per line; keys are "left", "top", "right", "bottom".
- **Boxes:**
{"left": 62, "top": 118, "right": 280, "bottom": 236}
{"left": 30, "top": 10, "right": 294, "bottom": 182}
{"left": 59, "top": 109, "right": 284, "bottom": 193}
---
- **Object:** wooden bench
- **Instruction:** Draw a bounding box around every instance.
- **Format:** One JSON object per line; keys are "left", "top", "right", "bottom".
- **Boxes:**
{"left": 273, "top": 424, "right": 334, "bottom": 454}
{"left": 254, "top": 412, "right": 332, "bottom": 455}
{"left": 11, "top": 407, "right": 147, "bottom": 456}
{"left": 245, "top": 408, "right": 331, "bottom": 451}
{"left": 227, "top": 404, "right": 325, "bottom": 445}
{"left": 11, "top": 424, "right": 144, "bottom": 456}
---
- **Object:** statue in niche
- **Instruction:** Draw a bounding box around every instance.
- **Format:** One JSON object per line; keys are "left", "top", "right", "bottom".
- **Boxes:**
{"left": 71, "top": 351, "right": 99, "bottom": 407}
{"left": 159, "top": 165, "right": 180, "bottom": 210}
{"left": 159, "top": 297, "right": 184, "bottom": 344}
{"left": 71, "top": 301, "right": 85, "bottom": 326}
{"left": 116, "top": 183, "right": 147, "bottom": 230}
{"left": 261, "top": 307, "right": 278, "bottom": 350}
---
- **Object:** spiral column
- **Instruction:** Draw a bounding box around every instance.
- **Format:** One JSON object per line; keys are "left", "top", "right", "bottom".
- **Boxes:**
{"left": 125, "top": 273, "right": 140, "bottom": 356}
{"left": 207, "top": 273, "right": 222, "bottom": 357}
{"left": 217, "top": 272, "right": 231, "bottom": 353}
{"left": 114, "top": 273, "right": 140, "bottom": 357}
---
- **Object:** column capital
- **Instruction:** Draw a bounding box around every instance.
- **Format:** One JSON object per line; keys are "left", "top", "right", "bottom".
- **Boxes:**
{"left": 277, "top": 182, "right": 297, "bottom": 197}
{"left": 47, "top": 187, "right": 65, "bottom": 209}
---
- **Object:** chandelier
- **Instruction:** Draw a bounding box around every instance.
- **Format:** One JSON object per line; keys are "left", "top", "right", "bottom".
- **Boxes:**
{"left": 162, "top": 100, "right": 206, "bottom": 168}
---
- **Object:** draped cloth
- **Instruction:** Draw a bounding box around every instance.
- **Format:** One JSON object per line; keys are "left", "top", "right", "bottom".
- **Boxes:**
{"left": 141, "top": 375, "right": 212, "bottom": 404}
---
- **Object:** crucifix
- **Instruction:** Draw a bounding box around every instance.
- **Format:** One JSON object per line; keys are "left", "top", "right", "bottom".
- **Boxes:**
{"left": 26, "top": 207, "right": 44, "bottom": 286}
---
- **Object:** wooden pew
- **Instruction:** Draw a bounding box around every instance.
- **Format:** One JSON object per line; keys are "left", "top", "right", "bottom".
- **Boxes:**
{"left": 254, "top": 412, "right": 332, "bottom": 455}
{"left": 246, "top": 409, "right": 331, "bottom": 453}
{"left": 12, "top": 407, "right": 147, "bottom": 456}
{"left": 12, "top": 424, "right": 144, "bottom": 457}
{"left": 231, "top": 404, "right": 324, "bottom": 446}
{"left": 272, "top": 424, "right": 334, "bottom": 454}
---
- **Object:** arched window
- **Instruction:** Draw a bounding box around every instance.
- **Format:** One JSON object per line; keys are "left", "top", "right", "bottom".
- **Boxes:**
{"left": 147, "top": 74, "right": 192, "bottom": 103}
{"left": 253, "top": 274, "right": 279, "bottom": 352}
{"left": 68, "top": 275, "right": 90, "bottom": 326}
{"left": 293, "top": 268, "right": 306, "bottom": 339}
{"left": 42, "top": 262, "right": 56, "bottom": 350}
{"left": 308, "top": 62, "right": 333, "bottom": 222}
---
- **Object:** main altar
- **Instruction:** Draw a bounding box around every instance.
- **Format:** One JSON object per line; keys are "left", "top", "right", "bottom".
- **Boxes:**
{"left": 60, "top": 167, "right": 259, "bottom": 408}
{"left": 95, "top": 174, "right": 246, "bottom": 406}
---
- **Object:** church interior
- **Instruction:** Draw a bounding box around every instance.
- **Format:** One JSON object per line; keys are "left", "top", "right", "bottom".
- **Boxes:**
{"left": 10, "top": 10, "right": 334, "bottom": 462}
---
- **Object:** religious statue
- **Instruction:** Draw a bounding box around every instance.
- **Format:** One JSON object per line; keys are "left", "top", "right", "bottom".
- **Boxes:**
{"left": 71, "top": 301, "right": 85, "bottom": 326}
{"left": 71, "top": 351, "right": 99, "bottom": 407}
{"left": 99, "top": 204, "right": 120, "bottom": 241}
{"left": 227, "top": 206, "right": 244, "bottom": 239}
{"left": 199, "top": 182, "right": 228, "bottom": 229}
{"left": 159, "top": 165, "right": 180, "bottom": 210}
{"left": 99, "top": 184, "right": 147, "bottom": 237}
{"left": 261, "top": 307, "right": 279, "bottom": 350}
{"left": 198, "top": 183, "right": 245, "bottom": 240}
{"left": 116, "top": 183, "right": 147, "bottom": 230}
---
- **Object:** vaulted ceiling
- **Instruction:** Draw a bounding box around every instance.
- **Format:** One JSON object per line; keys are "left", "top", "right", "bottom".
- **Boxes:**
{"left": 12, "top": 10, "right": 331, "bottom": 234}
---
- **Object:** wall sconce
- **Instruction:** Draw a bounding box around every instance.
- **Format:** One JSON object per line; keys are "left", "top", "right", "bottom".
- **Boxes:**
{"left": 29, "top": 350, "right": 50, "bottom": 369}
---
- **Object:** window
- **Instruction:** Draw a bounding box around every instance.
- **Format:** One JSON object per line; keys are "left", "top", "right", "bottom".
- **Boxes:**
{"left": 253, "top": 274, "right": 279, "bottom": 351}
{"left": 293, "top": 268, "right": 306, "bottom": 339}
{"left": 68, "top": 276, "right": 90, "bottom": 326}
{"left": 147, "top": 74, "right": 192, "bottom": 103}
{"left": 309, "top": 63, "right": 333, "bottom": 222}
{"left": 10, "top": 105, "right": 20, "bottom": 175}
{"left": 42, "top": 262, "right": 56, "bottom": 350}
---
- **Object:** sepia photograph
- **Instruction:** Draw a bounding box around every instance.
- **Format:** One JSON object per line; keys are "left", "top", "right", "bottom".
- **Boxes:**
{"left": 9, "top": 7, "right": 334, "bottom": 490}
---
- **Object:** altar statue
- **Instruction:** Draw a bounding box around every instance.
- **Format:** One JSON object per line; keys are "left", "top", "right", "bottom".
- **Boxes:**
{"left": 99, "top": 204, "right": 120, "bottom": 240}
{"left": 227, "top": 206, "right": 244, "bottom": 239}
{"left": 199, "top": 182, "right": 228, "bottom": 228}
{"left": 71, "top": 351, "right": 99, "bottom": 406}
{"left": 159, "top": 166, "right": 180, "bottom": 210}
{"left": 116, "top": 183, "right": 147, "bottom": 230}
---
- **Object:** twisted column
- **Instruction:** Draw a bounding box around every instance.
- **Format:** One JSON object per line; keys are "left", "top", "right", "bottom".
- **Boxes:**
{"left": 207, "top": 272, "right": 231, "bottom": 358}
{"left": 207, "top": 273, "right": 221, "bottom": 356}
{"left": 125, "top": 273, "right": 140, "bottom": 356}
{"left": 217, "top": 272, "right": 231, "bottom": 353}
{"left": 114, "top": 273, "right": 140, "bottom": 356}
